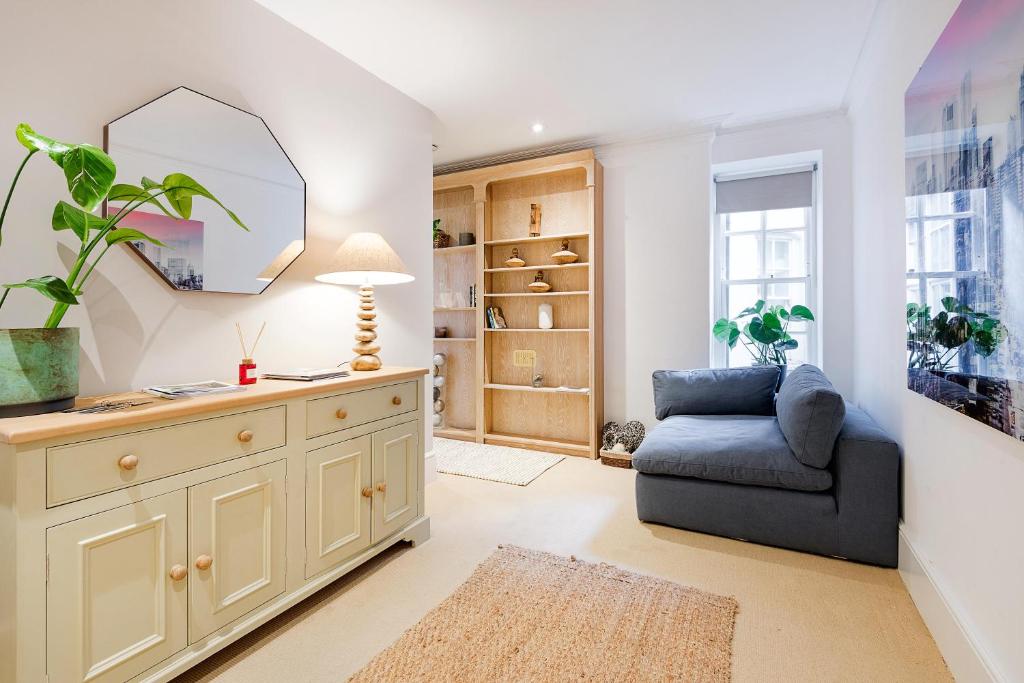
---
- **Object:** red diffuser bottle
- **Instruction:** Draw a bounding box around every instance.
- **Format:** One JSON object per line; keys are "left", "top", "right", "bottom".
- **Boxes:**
{"left": 238, "top": 357, "right": 257, "bottom": 385}
{"left": 235, "top": 322, "right": 266, "bottom": 386}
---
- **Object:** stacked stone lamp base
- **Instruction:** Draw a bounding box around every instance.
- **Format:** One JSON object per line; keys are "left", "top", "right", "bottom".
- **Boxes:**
{"left": 352, "top": 284, "right": 382, "bottom": 371}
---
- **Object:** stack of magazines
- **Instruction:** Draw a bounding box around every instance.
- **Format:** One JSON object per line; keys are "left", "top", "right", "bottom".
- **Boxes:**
{"left": 261, "top": 368, "right": 350, "bottom": 381}
{"left": 143, "top": 381, "right": 246, "bottom": 400}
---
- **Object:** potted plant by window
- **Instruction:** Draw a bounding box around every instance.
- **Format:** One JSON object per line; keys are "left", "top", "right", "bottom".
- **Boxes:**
{"left": 712, "top": 299, "right": 815, "bottom": 387}
{"left": 0, "top": 124, "right": 246, "bottom": 417}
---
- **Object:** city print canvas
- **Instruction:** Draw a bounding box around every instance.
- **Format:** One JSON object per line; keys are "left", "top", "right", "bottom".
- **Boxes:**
{"left": 116, "top": 209, "right": 205, "bottom": 290}
{"left": 905, "top": 0, "right": 1024, "bottom": 438}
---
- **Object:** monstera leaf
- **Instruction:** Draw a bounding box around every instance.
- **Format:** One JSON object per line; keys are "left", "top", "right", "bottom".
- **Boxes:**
{"left": 51, "top": 201, "right": 106, "bottom": 241}
{"left": 16, "top": 124, "right": 115, "bottom": 212}
{"left": 104, "top": 228, "right": 166, "bottom": 248}
{"left": 3, "top": 276, "right": 78, "bottom": 304}
{"left": 154, "top": 173, "right": 248, "bottom": 230}
{"left": 712, "top": 318, "right": 741, "bottom": 347}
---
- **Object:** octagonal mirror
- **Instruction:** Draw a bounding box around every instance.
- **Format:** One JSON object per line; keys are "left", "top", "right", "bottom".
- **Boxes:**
{"left": 105, "top": 87, "right": 305, "bottom": 293}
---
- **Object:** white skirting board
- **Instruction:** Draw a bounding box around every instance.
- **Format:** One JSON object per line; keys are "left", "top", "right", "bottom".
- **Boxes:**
{"left": 425, "top": 449, "right": 438, "bottom": 484}
{"left": 898, "top": 527, "right": 1002, "bottom": 682}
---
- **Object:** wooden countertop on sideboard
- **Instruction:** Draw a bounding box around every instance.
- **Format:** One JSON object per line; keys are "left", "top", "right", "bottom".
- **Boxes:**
{"left": 0, "top": 366, "right": 428, "bottom": 445}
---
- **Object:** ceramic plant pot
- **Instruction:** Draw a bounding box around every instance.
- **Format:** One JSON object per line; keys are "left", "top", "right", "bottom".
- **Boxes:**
{"left": 0, "top": 327, "right": 80, "bottom": 417}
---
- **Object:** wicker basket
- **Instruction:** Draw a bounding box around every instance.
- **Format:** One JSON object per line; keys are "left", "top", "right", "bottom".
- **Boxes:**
{"left": 599, "top": 448, "right": 633, "bottom": 468}
{"left": 433, "top": 231, "right": 451, "bottom": 249}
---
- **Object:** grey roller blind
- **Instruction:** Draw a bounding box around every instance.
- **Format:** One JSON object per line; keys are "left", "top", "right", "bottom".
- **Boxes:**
{"left": 715, "top": 170, "right": 813, "bottom": 214}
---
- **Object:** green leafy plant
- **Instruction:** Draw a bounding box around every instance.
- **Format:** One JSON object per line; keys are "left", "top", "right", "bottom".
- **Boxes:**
{"left": 432, "top": 218, "right": 441, "bottom": 240}
{"left": 713, "top": 299, "right": 815, "bottom": 365}
{"left": 906, "top": 296, "right": 1007, "bottom": 370}
{"left": 0, "top": 124, "right": 247, "bottom": 327}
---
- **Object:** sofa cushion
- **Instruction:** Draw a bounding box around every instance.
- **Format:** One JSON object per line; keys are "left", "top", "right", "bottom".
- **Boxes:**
{"left": 775, "top": 365, "right": 846, "bottom": 469}
{"left": 631, "top": 415, "right": 833, "bottom": 492}
{"left": 652, "top": 366, "right": 779, "bottom": 419}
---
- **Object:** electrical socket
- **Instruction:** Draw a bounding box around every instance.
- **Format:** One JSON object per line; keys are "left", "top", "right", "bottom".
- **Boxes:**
{"left": 513, "top": 349, "right": 537, "bottom": 367}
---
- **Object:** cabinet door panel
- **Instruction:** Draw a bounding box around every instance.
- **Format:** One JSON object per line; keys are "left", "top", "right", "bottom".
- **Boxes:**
{"left": 371, "top": 421, "right": 419, "bottom": 542}
{"left": 189, "top": 460, "right": 286, "bottom": 643}
{"left": 47, "top": 489, "right": 188, "bottom": 683}
{"left": 306, "top": 435, "right": 372, "bottom": 578}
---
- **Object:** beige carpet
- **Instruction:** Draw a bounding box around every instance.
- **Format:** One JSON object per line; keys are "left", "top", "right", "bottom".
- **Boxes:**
{"left": 434, "top": 438, "right": 564, "bottom": 485}
{"left": 173, "top": 456, "right": 951, "bottom": 682}
{"left": 349, "top": 545, "right": 738, "bottom": 682}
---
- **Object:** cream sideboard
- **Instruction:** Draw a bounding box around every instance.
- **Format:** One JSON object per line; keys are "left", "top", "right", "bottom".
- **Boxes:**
{"left": 0, "top": 367, "right": 429, "bottom": 683}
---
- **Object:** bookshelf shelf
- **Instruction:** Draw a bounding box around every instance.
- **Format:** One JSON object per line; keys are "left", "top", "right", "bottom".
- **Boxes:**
{"left": 484, "top": 328, "right": 589, "bottom": 333}
{"left": 484, "top": 383, "right": 591, "bottom": 395}
{"left": 484, "top": 262, "right": 589, "bottom": 274}
{"left": 484, "top": 291, "right": 588, "bottom": 298}
{"left": 483, "top": 231, "right": 590, "bottom": 247}
{"left": 433, "top": 244, "right": 476, "bottom": 254}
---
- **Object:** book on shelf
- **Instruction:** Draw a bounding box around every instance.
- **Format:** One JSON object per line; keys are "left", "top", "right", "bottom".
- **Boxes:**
{"left": 486, "top": 306, "right": 507, "bottom": 329}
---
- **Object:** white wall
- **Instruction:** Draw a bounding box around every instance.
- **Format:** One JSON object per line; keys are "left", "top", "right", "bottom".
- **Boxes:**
{"left": 598, "top": 134, "right": 713, "bottom": 425}
{"left": 599, "top": 115, "right": 855, "bottom": 425}
{"left": 846, "top": 0, "right": 1024, "bottom": 680}
{"left": 713, "top": 113, "right": 854, "bottom": 395}
{"left": 0, "top": 1, "right": 433, "bottom": 405}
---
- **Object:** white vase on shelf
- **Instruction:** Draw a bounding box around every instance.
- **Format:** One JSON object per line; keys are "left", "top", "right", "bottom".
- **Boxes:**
{"left": 538, "top": 303, "right": 553, "bottom": 329}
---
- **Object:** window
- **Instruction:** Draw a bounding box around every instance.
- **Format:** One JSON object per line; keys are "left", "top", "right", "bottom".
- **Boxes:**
{"left": 712, "top": 168, "right": 818, "bottom": 369}
{"left": 905, "top": 189, "right": 988, "bottom": 316}
{"left": 905, "top": 188, "right": 993, "bottom": 373}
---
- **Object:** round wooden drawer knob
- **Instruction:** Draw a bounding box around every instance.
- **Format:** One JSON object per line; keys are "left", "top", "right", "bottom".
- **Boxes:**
{"left": 195, "top": 554, "right": 213, "bottom": 571}
{"left": 117, "top": 454, "right": 139, "bottom": 471}
{"left": 336, "top": 409, "right": 348, "bottom": 420}
{"left": 237, "top": 430, "right": 254, "bottom": 443}
{"left": 169, "top": 564, "right": 188, "bottom": 581}
{"left": 375, "top": 482, "right": 387, "bottom": 494}
{"left": 361, "top": 486, "right": 373, "bottom": 498}
{"left": 391, "top": 396, "right": 402, "bottom": 406}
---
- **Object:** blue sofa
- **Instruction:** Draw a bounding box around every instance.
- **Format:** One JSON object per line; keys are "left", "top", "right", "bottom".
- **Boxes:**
{"left": 632, "top": 365, "right": 900, "bottom": 567}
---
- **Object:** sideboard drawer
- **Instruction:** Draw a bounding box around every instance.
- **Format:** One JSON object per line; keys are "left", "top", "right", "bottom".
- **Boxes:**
{"left": 47, "top": 406, "right": 287, "bottom": 506}
{"left": 307, "top": 381, "right": 418, "bottom": 438}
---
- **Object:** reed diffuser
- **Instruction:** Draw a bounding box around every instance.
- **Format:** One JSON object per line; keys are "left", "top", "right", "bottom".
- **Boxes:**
{"left": 235, "top": 322, "right": 266, "bottom": 385}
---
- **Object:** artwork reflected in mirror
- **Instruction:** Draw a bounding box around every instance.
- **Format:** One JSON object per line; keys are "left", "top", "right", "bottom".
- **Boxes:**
{"left": 105, "top": 87, "right": 304, "bottom": 293}
{"left": 904, "top": 0, "right": 1024, "bottom": 438}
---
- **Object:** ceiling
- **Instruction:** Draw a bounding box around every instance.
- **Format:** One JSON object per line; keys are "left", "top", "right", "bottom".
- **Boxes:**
{"left": 254, "top": 1, "right": 880, "bottom": 167}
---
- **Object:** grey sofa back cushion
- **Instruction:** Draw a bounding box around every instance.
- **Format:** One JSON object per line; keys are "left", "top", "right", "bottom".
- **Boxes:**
{"left": 652, "top": 366, "right": 780, "bottom": 419}
{"left": 775, "top": 364, "right": 845, "bottom": 468}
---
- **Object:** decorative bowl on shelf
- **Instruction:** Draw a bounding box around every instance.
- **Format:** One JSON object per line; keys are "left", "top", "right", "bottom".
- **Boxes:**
{"left": 551, "top": 239, "right": 579, "bottom": 265}
{"left": 434, "top": 326, "right": 449, "bottom": 338}
{"left": 505, "top": 247, "right": 526, "bottom": 268}
{"left": 527, "top": 271, "right": 552, "bottom": 293}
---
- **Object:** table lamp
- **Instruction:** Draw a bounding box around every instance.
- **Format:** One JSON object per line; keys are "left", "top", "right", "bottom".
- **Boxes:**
{"left": 315, "top": 232, "right": 414, "bottom": 371}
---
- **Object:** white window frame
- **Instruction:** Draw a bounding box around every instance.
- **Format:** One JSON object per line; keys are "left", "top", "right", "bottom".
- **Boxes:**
{"left": 711, "top": 164, "right": 820, "bottom": 369}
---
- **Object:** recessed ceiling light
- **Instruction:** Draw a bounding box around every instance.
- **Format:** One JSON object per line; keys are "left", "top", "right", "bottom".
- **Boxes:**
{"left": 531, "top": 122, "right": 544, "bottom": 133}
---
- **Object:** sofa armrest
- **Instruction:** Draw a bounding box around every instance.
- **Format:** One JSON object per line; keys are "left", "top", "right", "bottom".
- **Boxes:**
{"left": 832, "top": 403, "right": 900, "bottom": 566}
{"left": 652, "top": 367, "right": 779, "bottom": 419}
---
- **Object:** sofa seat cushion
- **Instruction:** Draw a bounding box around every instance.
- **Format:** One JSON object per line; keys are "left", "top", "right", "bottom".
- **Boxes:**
{"left": 631, "top": 415, "right": 833, "bottom": 492}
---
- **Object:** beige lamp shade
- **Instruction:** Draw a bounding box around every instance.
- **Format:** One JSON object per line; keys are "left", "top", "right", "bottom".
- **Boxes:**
{"left": 315, "top": 232, "right": 414, "bottom": 285}
{"left": 257, "top": 239, "right": 305, "bottom": 281}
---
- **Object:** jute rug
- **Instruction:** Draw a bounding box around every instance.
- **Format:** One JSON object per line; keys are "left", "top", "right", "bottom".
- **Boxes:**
{"left": 434, "top": 438, "right": 564, "bottom": 486}
{"left": 349, "top": 545, "right": 738, "bottom": 682}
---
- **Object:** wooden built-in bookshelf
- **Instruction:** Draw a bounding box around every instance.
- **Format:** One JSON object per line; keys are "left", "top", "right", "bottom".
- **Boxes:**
{"left": 432, "top": 149, "right": 603, "bottom": 457}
